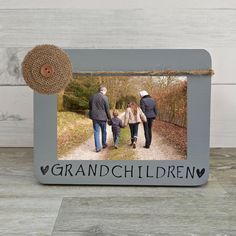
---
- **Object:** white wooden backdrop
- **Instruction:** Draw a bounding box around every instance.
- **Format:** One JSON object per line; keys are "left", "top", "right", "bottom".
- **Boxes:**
{"left": 0, "top": 0, "right": 235, "bottom": 147}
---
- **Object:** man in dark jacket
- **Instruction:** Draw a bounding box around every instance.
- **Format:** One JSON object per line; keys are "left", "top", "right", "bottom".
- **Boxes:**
{"left": 140, "top": 90, "right": 157, "bottom": 148}
{"left": 89, "top": 86, "right": 111, "bottom": 152}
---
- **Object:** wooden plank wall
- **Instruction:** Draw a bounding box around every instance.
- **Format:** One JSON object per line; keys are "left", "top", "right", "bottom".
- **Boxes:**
{"left": 0, "top": 1, "right": 235, "bottom": 147}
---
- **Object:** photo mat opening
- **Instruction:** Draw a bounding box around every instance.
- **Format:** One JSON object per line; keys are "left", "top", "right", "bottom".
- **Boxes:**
{"left": 57, "top": 73, "right": 187, "bottom": 161}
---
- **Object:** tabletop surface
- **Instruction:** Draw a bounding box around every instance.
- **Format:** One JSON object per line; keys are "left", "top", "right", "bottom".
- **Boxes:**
{"left": 0, "top": 147, "right": 235, "bottom": 235}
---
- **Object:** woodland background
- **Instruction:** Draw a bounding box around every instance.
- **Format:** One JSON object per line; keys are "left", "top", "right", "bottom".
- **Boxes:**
{"left": 57, "top": 76, "right": 187, "bottom": 156}
{"left": 59, "top": 75, "right": 187, "bottom": 127}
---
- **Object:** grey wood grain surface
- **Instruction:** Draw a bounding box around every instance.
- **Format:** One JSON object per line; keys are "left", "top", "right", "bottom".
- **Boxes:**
{"left": 0, "top": 9, "right": 236, "bottom": 48}
{"left": 0, "top": 7, "right": 235, "bottom": 147}
{"left": 0, "top": 0, "right": 236, "bottom": 9}
{"left": 211, "top": 85, "right": 236, "bottom": 147}
{"left": 53, "top": 196, "right": 236, "bottom": 235}
{"left": 0, "top": 48, "right": 28, "bottom": 85}
{"left": 0, "top": 87, "right": 33, "bottom": 147}
{"left": 0, "top": 147, "right": 235, "bottom": 235}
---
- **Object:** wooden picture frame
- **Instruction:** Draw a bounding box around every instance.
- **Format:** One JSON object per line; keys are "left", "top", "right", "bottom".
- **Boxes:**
{"left": 34, "top": 49, "right": 211, "bottom": 186}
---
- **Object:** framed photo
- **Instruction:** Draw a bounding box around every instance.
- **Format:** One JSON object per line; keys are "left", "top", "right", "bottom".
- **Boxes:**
{"left": 34, "top": 49, "right": 211, "bottom": 186}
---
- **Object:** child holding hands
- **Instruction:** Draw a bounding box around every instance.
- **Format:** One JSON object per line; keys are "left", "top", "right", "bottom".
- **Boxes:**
{"left": 109, "top": 110, "right": 124, "bottom": 149}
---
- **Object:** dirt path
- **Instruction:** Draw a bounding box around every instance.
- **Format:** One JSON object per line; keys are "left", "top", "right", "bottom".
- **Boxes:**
{"left": 135, "top": 122, "right": 185, "bottom": 160}
{"left": 60, "top": 114, "right": 185, "bottom": 160}
{"left": 60, "top": 122, "right": 113, "bottom": 160}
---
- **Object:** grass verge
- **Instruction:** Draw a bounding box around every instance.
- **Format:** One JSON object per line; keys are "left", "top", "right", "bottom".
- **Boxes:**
{"left": 57, "top": 111, "right": 93, "bottom": 158}
{"left": 105, "top": 126, "right": 135, "bottom": 160}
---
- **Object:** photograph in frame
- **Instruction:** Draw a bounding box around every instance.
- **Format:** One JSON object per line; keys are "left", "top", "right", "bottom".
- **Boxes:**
{"left": 57, "top": 74, "right": 187, "bottom": 161}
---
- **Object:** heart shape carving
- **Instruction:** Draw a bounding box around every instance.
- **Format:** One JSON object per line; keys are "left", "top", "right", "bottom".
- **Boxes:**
{"left": 41, "top": 165, "right": 49, "bottom": 175}
{"left": 196, "top": 168, "right": 205, "bottom": 178}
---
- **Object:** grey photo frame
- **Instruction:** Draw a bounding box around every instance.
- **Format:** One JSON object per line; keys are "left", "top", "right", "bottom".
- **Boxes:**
{"left": 34, "top": 49, "right": 211, "bottom": 186}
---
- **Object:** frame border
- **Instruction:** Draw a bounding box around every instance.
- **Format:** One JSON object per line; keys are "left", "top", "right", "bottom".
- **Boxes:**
{"left": 34, "top": 49, "right": 211, "bottom": 186}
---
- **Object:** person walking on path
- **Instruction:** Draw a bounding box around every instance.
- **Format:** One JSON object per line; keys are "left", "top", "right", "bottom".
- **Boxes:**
{"left": 140, "top": 90, "right": 158, "bottom": 149}
{"left": 89, "top": 86, "right": 111, "bottom": 152}
{"left": 124, "top": 102, "right": 147, "bottom": 149}
{"left": 108, "top": 110, "right": 124, "bottom": 149}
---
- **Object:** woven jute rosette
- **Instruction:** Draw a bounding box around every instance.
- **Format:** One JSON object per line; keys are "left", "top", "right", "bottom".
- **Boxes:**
{"left": 22, "top": 44, "right": 73, "bottom": 94}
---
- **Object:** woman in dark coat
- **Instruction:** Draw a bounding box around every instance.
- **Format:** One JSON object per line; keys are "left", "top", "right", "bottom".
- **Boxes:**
{"left": 139, "top": 90, "right": 158, "bottom": 149}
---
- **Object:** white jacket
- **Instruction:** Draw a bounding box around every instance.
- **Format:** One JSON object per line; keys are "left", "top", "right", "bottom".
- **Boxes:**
{"left": 124, "top": 107, "right": 147, "bottom": 125}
